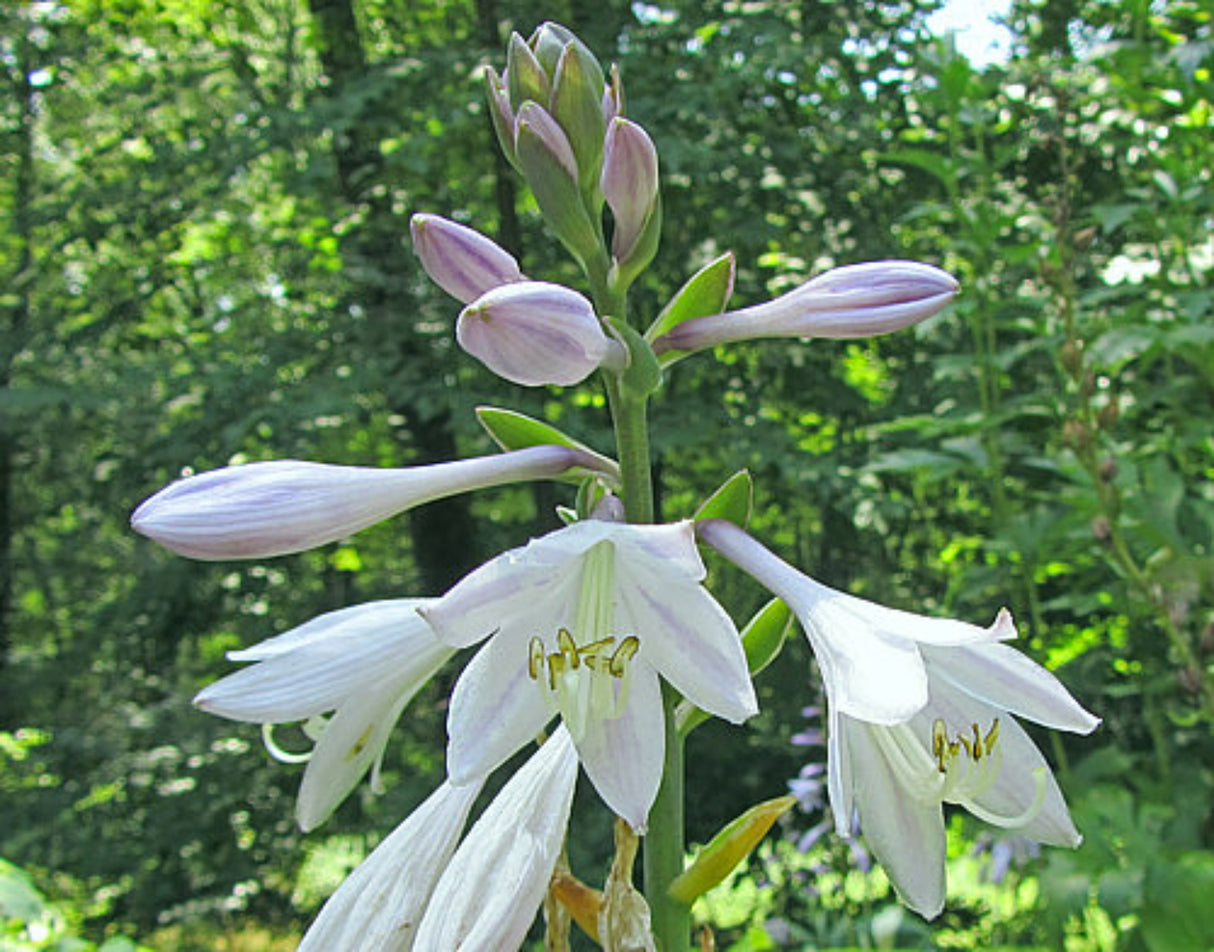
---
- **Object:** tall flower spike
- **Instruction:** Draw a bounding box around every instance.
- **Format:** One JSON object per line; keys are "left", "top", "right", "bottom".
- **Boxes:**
{"left": 653, "top": 260, "right": 959, "bottom": 354}
{"left": 298, "top": 778, "right": 483, "bottom": 951}
{"left": 194, "top": 599, "right": 454, "bottom": 831}
{"left": 420, "top": 519, "right": 757, "bottom": 831}
{"left": 697, "top": 519, "right": 1099, "bottom": 918}
{"left": 413, "top": 728, "right": 580, "bottom": 951}
{"left": 132, "top": 445, "right": 604, "bottom": 561}
{"left": 410, "top": 213, "right": 524, "bottom": 305}
{"left": 456, "top": 281, "right": 620, "bottom": 387}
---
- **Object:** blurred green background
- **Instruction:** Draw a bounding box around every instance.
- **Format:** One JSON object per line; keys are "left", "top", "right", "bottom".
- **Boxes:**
{"left": 1, "top": 0, "right": 1211, "bottom": 949}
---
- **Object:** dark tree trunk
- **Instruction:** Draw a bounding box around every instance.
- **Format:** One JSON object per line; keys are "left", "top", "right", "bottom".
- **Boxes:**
{"left": 307, "top": 0, "right": 481, "bottom": 592}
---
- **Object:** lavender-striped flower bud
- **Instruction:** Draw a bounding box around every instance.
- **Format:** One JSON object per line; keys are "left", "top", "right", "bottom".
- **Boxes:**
{"left": 411, "top": 214, "right": 523, "bottom": 304}
{"left": 654, "top": 261, "right": 959, "bottom": 354}
{"left": 602, "top": 117, "right": 660, "bottom": 265}
{"left": 131, "top": 446, "right": 599, "bottom": 560}
{"left": 457, "top": 281, "right": 615, "bottom": 387}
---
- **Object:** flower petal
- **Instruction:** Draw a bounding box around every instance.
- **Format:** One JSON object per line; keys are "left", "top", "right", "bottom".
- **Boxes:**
{"left": 445, "top": 628, "right": 552, "bottom": 785}
{"left": 618, "top": 577, "right": 756, "bottom": 724}
{"left": 843, "top": 716, "right": 947, "bottom": 919}
{"left": 575, "top": 664, "right": 664, "bottom": 832}
{"left": 296, "top": 667, "right": 435, "bottom": 831}
{"left": 194, "top": 601, "right": 450, "bottom": 724}
{"left": 299, "top": 779, "right": 482, "bottom": 952}
{"left": 922, "top": 641, "right": 1100, "bottom": 734}
{"left": 413, "top": 728, "right": 579, "bottom": 952}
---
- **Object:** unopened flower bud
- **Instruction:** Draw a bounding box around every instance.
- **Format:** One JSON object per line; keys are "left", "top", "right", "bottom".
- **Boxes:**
{"left": 602, "top": 117, "right": 660, "bottom": 266}
{"left": 550, "top": 40, "right": 607, "bottom": 189}
{"left": 506, "top": 31, "right": 550, "bottom": 109}
{"left": 457, "top": 281, "right": 615, "bottom": 387}
{"left": 515, "top": 102, "right": 600, "bottom": 265}
{"left": 484, "top": 67, "right": 519, "bottom": 168}
{"left": 411, "top": 214, "right": 523, "bottom": 304}
{"left": 131, "top": 446, "right": 597, "bottom": 560}
{"left": 653, "top": 261, "right": 958, "bottom": 354}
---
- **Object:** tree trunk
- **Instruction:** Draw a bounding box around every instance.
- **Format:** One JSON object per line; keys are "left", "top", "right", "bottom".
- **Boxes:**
{"left": 307, "top": 0, "right": 482, "bottom": 592}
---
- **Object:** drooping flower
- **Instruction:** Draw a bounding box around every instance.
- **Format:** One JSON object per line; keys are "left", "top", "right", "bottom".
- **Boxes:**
{"left": 132, "top": 445, "right": 604, "bottom": 561}
{"left": 194, "top": 599, "right": 454, "bottom": 831}
{"left": 413, "top": 727, "right": 580, "bottom": 951}
{"left": 653, "top": 260, "right": 959, "bottom": 354}
{"left": 456, "top": 281, "right": 621, "bottom": 387}
{"left": 420, "top": 518, "right": 758, "bottom": 831}
{"left": 410, "top": 213, "right": 524, "bottom": 304}
{"left": 298, "top": 778, "right": 483, "bottom": 951}
{"left": 697, "top": 519, "right": 1099, "bottom": 917}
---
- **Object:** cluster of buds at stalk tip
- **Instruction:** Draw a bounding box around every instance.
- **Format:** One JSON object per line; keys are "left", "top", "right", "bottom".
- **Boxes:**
{"left": 411, "top": 214, "right": 625, "bottom": 387}
{"left": 484, "top": 22, "right": 660, "bottom": 283}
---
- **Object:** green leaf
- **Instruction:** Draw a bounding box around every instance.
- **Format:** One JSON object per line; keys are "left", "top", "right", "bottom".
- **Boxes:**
{"left": 694, "top": 470, "right": 753, "bottom": 527}
{"left": 646, "top": 251, "right": 735, "bottom": 344}
{"left": 1141, "top": 851, "right": 1214, "bottom": 952}
{"left": 668, "top": 795, "right": 797, "bottom": 904}
{"left": 475, "top": 406, "right": 620, "bottom": 484}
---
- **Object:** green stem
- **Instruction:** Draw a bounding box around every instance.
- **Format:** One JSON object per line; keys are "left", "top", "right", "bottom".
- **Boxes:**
{"left": 643, "top": 682, "right": 689, "bottom": 951}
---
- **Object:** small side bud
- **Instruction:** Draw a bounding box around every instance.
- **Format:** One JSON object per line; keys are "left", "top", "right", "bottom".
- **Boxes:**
{"left": 456, "top": 281, "right": 613, "bottom": 387}
{"left": 1091, "top": 515, "right": 1112, "bottom": 545}
{"left": 484, "top": 67, "right": 519, "bottom": 168}
{"left": 1060, "top": 339, "right": 1084, "bottom": 377}
{"left": 602, "top": 117, "right": 660, "bottom": 267}
{"left": 1097, "top": 455, "right": 1118, "bottom": 482}
{"left": 410, "top": 214, "right": 523, "bottom": 304}
{"left": 654, "top": 261, "right": 958, "bottom": 354}
{"left": 1098, "top": 397, "right": 1119, "bottom": 429}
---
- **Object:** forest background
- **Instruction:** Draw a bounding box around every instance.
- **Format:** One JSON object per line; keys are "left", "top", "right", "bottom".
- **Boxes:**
{"left": 1, "top": 0, "right": 1211, "bottom": 949}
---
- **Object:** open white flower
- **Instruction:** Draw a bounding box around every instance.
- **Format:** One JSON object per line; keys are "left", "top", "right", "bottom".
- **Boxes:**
{"left": 194, "top": 599, "right": 453, "bottom": 831}
{"left": 413, "top": 727, "right": 579, "bottom": 951}
{"left": 420, "top": 519, "right": 757, "bottom": 831}
{"left": 299, "top": 778, "right": 483, "bottom": 951}
{"left": 697, "top": 519, "right": 1099, "bottom": 917}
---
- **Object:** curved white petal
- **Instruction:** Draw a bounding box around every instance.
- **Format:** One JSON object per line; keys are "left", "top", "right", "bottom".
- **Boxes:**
{"left": 196, "top": 603, "right": 450, "bottom": 724}
{"left": 296, "top": 666, "right": 436, "bottom": 831}
{"left": 617, "top": 577, "right": 756, "bottom": 724}
{"left": 420, "top": 545, "right": 578, "bottom": 650}
{"left": 575, "top": 664, "right": 664, "bottom": 832}
{"left": 414, "top": 729, "right": 579, "bottom": 952}
{"left": 445, "top": 630, "right": 552, "bottom": 785}
{"left": 299, "top": 779, "right": 482, "bottom": 952}
{"left": 228, "top": 599, "right": 433, "bottom": 662}
{"left": 844, "top": 716, "right": 947, "bottom": 919}
{"left": 922, "top": 641, "right": 1100, "bottom": 734}
{"left": 825, "top": 703, "right": 854, "bottom": 837}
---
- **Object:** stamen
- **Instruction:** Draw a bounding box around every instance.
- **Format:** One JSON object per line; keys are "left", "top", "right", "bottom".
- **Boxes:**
{"left": 261, "top": 723, "right": 313, "bottom": 764}
{"left": 528, "top": 637, "right": 545, "bottom": 680}
{"left": 609, "top": 636, "right": 640, "bottom": 676}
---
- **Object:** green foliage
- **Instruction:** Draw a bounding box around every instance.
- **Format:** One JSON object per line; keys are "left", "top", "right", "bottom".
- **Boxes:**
{"left": 0, "top": 0, "right": 1210, "bottom": 945}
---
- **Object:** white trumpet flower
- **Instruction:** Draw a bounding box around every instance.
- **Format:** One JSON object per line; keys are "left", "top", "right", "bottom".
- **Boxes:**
{"left": 420, "top": 519, "right": 757, "bottom": 831}
{"left": 194, "top": 599, "right": 453, "bottom": 831}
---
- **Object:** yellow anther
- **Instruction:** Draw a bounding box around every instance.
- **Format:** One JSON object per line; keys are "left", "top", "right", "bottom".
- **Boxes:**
{"left": 557, "top": 627, "right": 580, "bottom": 667}
{"left": 932, "top": 717, "right": 1000, "bottom": 773}
{"left": 609, "top": 636, "right": 640, "bottom": 677}
{"left": 528, "top": 637, "right": 545, "bottom": 681}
